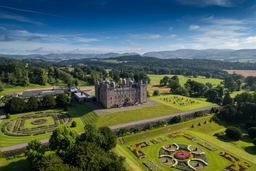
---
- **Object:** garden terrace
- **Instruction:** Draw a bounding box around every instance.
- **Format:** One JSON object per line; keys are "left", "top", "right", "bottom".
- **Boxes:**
{"left": 2, "top": 113, "right": 72, "bottom": 136}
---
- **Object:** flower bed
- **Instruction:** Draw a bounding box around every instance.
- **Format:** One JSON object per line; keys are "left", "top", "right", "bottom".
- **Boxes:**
{"left": 175, "top": 152, "right": 191, "bottom": 160}
{"left": 220, "top": 152, "right": 251, "bottom": 171}
{"left": 127, "top": 142, "right": 150, "bottom": 159}
{"left": 31, "top": 119, "right": 48, "bottom": 125}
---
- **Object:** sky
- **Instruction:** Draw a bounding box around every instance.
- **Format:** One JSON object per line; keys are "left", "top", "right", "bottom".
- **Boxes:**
{"left": 0, "top": 0, "right": 256, "bottom": 54}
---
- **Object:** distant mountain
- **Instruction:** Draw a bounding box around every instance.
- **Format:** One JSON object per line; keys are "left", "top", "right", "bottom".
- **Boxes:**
{"left": 142, "top": 49, "right": 256, "bottom": 62}
{"left": 1, "top": 49, "right": 256, "bottom": 62}
{"left": 0, "top": 52, "right": 140, "bottom": 61}
{"left": 142, "top": 49, "right": 234, "bottom": 59}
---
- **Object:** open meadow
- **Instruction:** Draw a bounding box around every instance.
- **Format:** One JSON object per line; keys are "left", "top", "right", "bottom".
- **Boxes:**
{"left": 114, "top": 115, "right": 256, "bottom": 171}
{"left": 148, "top": 74, "right": 223, "bottom": 95}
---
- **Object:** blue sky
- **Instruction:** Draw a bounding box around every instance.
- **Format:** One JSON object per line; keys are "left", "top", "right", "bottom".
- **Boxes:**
{"left": 0, "top": 0, "right": 255, "bottom": 54}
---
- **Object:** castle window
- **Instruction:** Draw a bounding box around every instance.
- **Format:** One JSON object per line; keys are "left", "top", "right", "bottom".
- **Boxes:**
{"left": 110, "top": 97, "right": 112, "bottom": 100}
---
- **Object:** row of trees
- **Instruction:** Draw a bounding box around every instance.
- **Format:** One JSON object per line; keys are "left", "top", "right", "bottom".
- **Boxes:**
{"left": 6, "top": 93, "right": 70, "bottom": 113}
{"left": 25, "top": 125, "right": 126, "bottom": 171}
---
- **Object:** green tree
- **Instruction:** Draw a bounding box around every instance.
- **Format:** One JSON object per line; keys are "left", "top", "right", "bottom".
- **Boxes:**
{"left": 25, "top": 139, "right": 45, "bottom": 169}
{"left": 205, "top": 72, "right": 212, "bottom": 78}
{"left": 170, "top": 115, "right": 183, "bottom": 124}
{"left": 98, "top": 126, "right": 117, "bottom": 151}
{"left": 38, "top": 154, "right": 81, "bottom": 171}
{"left": 8, "top": 97, "right": 26, "bottom": 113}
{"left": 153, "top": 90, "right": 160, "bottom": 96}
{"left": 56, "top": 93, "right": 69, "bottom": 107}
{"left": 248, "top": 127, "right": 256, "bottom": 139}
{"left": 220, "top": 104, "right": 237, "bottom": 121}
{"left": 71, "top": 121, "right": 77, "bottom": 127}
{"left": 42, "top": 95, "right": 56, "bottom": 109}
{"left": 26, "top": 96, "right": 38, "bottom": 111}
{"left": 225, "top": 126, "right": 242, "bottom": 140}
{"left": 49, "top": 126, "right": 77, "bottom": 157}
{"left": 65, "top": 141, "right": 126, "bottom": 171}
{"left": 172, "top": 86, "right": 189, "bottom": 96}
{"left": 0, "top": 81, "right": 4, "bottom": 92}
{"left": 223, "top": 93, "right": 233, "bottom": 105}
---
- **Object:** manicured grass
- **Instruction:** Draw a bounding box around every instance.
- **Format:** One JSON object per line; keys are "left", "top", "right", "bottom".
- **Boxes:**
{"left": 96, "top": 104, "right": 181, "bottom": 127}
{"left": 114, "top": 116, "right": 256, "bottom": 170}
{"left": 148, "top": 74, "right": 223, "bottom": 95}
{"left": 23, "top": 117, "right": 55, "bottom": 129}
{"left": 150, "top": 94, "right": 216, "bottom": 111}
{"left": 68, "top": 103, "right": 98, "bottom": 127}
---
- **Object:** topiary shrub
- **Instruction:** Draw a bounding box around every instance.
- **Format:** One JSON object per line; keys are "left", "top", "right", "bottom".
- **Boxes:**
{"left": 225, "top": 126, "right": 242, "bottom": 140}
{"left": 198, "top": 123, "right": 201, "bottom": 126}
{"left": 191, "top": 125, "right": 194, "bottom": 128}
{"left": 253, "top": 138, "right": 256, "bottom": 146}
{"left": 71, "top": 121, "right": 77, "bottom": 128}
{"left": 248, "top": 127, "right": 256, "bottom": 139}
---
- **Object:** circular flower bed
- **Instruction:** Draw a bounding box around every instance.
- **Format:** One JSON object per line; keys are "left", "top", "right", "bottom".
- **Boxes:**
{"left": 31, "top": 119, "right": 47, "bottom": 125}
{"left": 174, "top": 151, "right": 191, "bottom": 159}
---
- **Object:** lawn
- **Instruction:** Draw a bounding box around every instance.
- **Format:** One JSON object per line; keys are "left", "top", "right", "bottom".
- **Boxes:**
{"left": 96, "top": 104, "right": 181, "bottom": 127}
{"left": 23, "top": 117, "right": 55, "bottom": 129}
{"left": 114, "top": 115, "right": 256, "bottom": 171}
{"left": 148, "top": 74, "right": 223, "bottom": 95}
{"left": 150, "top": 95, "right": 215, "bottom": 111}
{"left": 68, "top": 103, "right": 98, "bottom": 128}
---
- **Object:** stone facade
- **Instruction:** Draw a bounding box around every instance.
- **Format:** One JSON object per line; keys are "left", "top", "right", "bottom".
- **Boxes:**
{"left": 95, "top": 78, "right": 147, "bottom": 108}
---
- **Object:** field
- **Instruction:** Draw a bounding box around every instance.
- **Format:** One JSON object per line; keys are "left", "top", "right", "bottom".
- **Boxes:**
{"left": 148, "top": 74, "right": 223, "bottom": 95}
{"left": 115, "top": 115, "right": 256, "bottom": 171}
{"left": 225, "top": 70, "right": 256, "bottom": 77}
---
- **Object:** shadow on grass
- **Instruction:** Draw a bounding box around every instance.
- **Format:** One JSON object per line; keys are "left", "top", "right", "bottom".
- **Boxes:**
{"left": 244, "top": 146, "right": 256, "bottom": 155}
{"left": 241, "top": 135, "right": 253, "bottom": 143}
{"left": 0, "top": 158, "right": 31, "bottom": 171}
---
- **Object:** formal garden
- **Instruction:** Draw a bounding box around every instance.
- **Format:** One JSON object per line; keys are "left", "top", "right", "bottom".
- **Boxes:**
{"left": 113, "top": 115, "right": 256, "bottom": 171}
{"left": 1, "top": 112, "right": 72, "bottom": 136}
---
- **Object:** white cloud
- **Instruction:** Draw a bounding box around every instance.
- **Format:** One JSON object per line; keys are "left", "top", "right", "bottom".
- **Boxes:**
{"left": 149, "top": 34, "right": 161, "bottom": 39}
{"left": 74, "top": 37, "right": 99, "bottom": 43}
{"left": 189, "top": 25, "right": 200, "bottom": 30}
{"left": 0, "top": 26, "right": 6, "bottom": 31}
{"left": 243, "top": 36, "right": 256, "bottom": 44}
{"left": 177, "top": 0, "right": 244, "bottom": 7}
{"left": 0, "top": 13, "right": 44, "bottom": 26}
{"left": 167, "top": 34, "right": 176, "bottom": 38}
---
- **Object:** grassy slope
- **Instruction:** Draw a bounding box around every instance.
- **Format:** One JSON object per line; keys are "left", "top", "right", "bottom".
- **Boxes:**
{"left": 96, "top": 104, "right": 181, "bottom": 127}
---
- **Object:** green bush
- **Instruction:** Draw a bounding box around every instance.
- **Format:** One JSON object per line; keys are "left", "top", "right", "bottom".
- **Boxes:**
{"left": 71, "top": 121, "right": 77, "bottom": 127}
{"left": 6, "top": 113, "right": 11, "bottom": 119}
{"left": 253, "top": 138, "right": 256, "bottom": 146}
{"left": 248, "top": 127, "right": 256, "bottom": 139}
{"left": 225, "top": 126, "right": 242, "bottom": 140}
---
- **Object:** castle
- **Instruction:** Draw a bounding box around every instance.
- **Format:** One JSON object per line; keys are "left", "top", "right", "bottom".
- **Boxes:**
{"left": 94, "top": 78, "right": 148, "bottom": 108}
